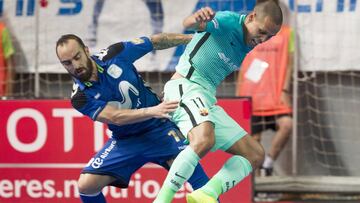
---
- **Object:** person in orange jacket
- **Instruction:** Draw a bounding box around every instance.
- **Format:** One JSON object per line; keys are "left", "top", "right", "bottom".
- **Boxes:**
{"left": 237, "top": 0, "right": 293, "bottom": 176}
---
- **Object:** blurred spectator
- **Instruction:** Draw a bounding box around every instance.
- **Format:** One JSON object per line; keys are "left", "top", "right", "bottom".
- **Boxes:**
{"left": 86, "top": 0, "right": 164, "bottom": 48}
{"left": 0, "top": 21, "right": 15, "bottom": 97}
{"left": 236, "top": 0, "right": 294, "bottom": 176}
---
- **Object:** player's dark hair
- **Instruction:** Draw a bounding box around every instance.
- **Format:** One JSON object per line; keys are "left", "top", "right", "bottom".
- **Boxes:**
{"left": 56, "top": 34, "right": 86, "bottom": 55}
{"left": 255, "top": 0, "right": 283, "bottom": 25}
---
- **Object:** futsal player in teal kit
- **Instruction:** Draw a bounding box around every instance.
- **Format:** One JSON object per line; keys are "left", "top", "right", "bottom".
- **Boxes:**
{"left": 154, "top": 1, "right": 283, "bottom": 202}
{"left": 56, "top": 33, "right": 210, "bottom": 203}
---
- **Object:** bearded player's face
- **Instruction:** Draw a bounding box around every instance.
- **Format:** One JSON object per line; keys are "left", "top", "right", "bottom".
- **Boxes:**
{"left": 56, "top": 39, "right": 94, "bottom": 82}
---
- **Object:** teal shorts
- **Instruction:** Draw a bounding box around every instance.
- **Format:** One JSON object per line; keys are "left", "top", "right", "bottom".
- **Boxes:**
{"left": 163, "top": 78, "right": 248, "bottom": 151}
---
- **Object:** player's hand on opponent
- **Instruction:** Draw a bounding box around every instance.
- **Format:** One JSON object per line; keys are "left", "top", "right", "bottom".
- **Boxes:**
{"left": 184, "top": 7, "right": 215, "bottom": 30}
{"left": 147, "top": 100, "right": 179, "bottom": 119}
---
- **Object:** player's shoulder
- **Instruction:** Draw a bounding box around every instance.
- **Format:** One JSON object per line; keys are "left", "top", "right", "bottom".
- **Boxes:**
{"left": 94, "top": 42, "right": 125, "bottom": 62}
{"left": 70, "top": 83, "right": 88, "bottom": 110}
{"left": 213, "top": 11, "right": 241, "bottom": 28}
{"left": 93, "top": 37, "right": 149, "bottom": 62}
{"left": 216, "top": 10, "right": 240, "bottom": 18}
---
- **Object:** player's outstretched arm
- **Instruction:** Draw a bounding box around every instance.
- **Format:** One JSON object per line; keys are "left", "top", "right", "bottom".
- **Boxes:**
{"left": 96, "top": 100, "right": 179, "bottom": 126}
{"left": 183, "top": 7, "right": 215, "bottom": 31}
{"left": 150, "top": 33, "right": 193, "bottom": 50}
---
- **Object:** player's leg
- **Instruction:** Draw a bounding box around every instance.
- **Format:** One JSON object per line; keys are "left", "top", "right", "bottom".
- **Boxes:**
{"left": 252, "top": 133, "right": 263, "bottom": 176}
{"left": 271, "top": 115, "right": 292, "bottom": 160}
{"left": 253, "top": 132, "right": 262, "bottom": 142}
{"left": 262, "top": 115, "right": 292, "bottom": 174}
{"left": 251, "top": 115, "right": 266, "bottom": 143}
{"left": 251, "top": 115, "right": 269, "bottom": 176}
{"left": 144, "top": 124, "right": 210, "bottom": 192}
{"left": 166, "top": 158, "right": 210, "bottom": 191}
{"left": 79, "top": 137, "right": 146, "bottom": 203}
{"left": 78, "top": 174, "right": 115, "bottom": 203}
{"left": 154, "top": 79, "right": 216, "bottom": 203}
{"left": 187, "top": 106, "right": 264, "bottom": 201}
{"left": 161, "top": 132, "right": 210, "bottom": 191}
{"left": 188, "top": 139, "right": 263, "bottom": 202}
{"left": 154, "top": 124, "right": 215, "bottom": 203}
{"left": 187, "top": 163, "right": 209, "bottom": 190}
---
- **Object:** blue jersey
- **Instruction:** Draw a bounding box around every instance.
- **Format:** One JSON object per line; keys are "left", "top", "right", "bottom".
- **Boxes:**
{"left": 71, "top": 37, "right": 173, "bottom": 138}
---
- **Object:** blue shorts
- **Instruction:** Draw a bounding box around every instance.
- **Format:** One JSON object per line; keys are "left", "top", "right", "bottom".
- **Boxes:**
{"left": 82, "top": 121, "right": 186, "bottom": 188}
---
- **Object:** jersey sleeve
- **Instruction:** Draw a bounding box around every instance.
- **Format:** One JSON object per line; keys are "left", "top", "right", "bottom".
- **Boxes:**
{"left": 121, "top": 37, "right": 153, "bottom": 62}
{"left": 70, "top": 86, "right": 107, "bottom": 121}
{"left": 94, "top": 37, "right": 153, "bottom": 63}
{"left": 205, "top": 11, "right": 240, "bottom": 35}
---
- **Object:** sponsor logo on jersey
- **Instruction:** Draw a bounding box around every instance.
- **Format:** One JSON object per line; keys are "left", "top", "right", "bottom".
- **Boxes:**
{"left": 199, "top": 108, "right": 209, "bottom": 116}
{"left": 70, "top": 83, "right": 79, "bottom": 98}
{"left": 96, "top": 48, "right": 109, "bottom": 60}
{"left": 218, "top": 52, "right": 238, "bottom": 69}
{"left": 89, "top": 140, "right": 117, "bottom": 169}
{"left": 94, "top": 92, "right": 101, "bottom": 99}
{"left": 131, "top": 38, "right": 144, "bottom": 45}
{"left": 107, "top": 64, "right": 123, "bottom": 79}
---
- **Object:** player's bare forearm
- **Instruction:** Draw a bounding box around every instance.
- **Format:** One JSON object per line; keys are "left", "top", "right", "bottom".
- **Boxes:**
{"left": 97, "top": 105, "right": 153, "bottom": 126}
{"left": 150, "top": 33, "right": 193, "bottom": 50}
{"left": 183, "top": 17, "right": 205, "bottom": 31}
{"left": 96, "top": 100, "right": 178, "bottom": 126}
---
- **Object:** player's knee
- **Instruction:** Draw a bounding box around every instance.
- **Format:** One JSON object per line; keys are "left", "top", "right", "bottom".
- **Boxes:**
{"left": 252, "top": 133, "right": 262, "bottom": 143}
{"left": 254, "top": 145, "right": 265, "bottom": 169}
{"left": 188, "top": 123, "right": 215, "bottom": 157}
{"left": 190, "top": 137, "right": 214, "bottom": 157}
{"left": 278, "top": 117, "right": 293, "bottom": 134}
{"left": 78, "top": 174, "right": 102, "bottom": 194}
{"left": 248, "top": 142, "right": 265, "bottom": 169}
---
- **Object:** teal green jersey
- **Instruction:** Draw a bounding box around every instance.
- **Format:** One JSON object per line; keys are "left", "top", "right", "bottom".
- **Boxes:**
{"left": 176, "top": 11, "right": 252, "bottom": 90}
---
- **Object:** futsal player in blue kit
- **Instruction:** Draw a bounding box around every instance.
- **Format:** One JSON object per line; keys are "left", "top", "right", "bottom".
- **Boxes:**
{"left": 56, "top": 33, "right": 209, "bottom": 203}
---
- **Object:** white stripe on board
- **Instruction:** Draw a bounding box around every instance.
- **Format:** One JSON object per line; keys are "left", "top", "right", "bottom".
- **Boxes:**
{"left": 0, "top": 163, "right": 161, "bottom": 169}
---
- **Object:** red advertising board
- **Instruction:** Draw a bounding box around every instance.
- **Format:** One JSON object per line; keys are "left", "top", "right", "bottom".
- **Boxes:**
{"left": 0, "top": 98, "right": 252, "bottom": 203}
